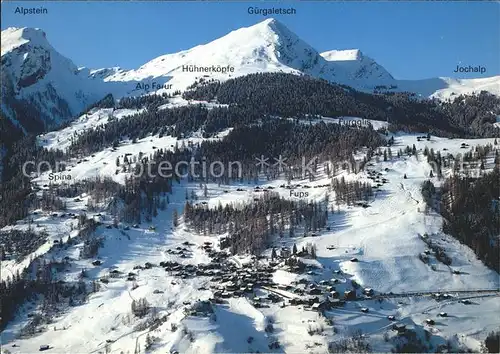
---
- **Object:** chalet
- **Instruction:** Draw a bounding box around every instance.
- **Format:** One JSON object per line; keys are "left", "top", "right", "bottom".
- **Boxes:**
{"left": 425, "top": 319, "right": 435, "bottom": 325}
{"left": 307, "top": 296, "right": 320, "bottom": 306}
{"left": 298, "top": 278, "right": 309, "bottom": 284}
{"left": 39, "top": 345, "right": 50, "bottom": 351}
{"left": 92, "top": 260, "right": 102, "bottom": 266}
{"left": 387, "top": 315, "right": 396, "bottom": 321}
{"left": 438, "top": 312, "right": 447, "bottom": 317}
{"left": 360, "top": 307, "right": 369, "bottom": 313}
{"left": 110, "top": 270, "right": 121, "bottom": 277}
{"left": 350, "top": 257, "right": 359, "bottom": 262}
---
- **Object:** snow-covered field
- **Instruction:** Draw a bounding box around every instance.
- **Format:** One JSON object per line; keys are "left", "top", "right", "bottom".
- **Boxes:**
{"left": 2, "top": 128, "right": 499, "bottom": 353}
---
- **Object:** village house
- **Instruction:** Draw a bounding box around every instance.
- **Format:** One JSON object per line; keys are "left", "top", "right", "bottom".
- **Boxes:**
{"left": 344, "top": 290, "right": 356, "bottom": 300}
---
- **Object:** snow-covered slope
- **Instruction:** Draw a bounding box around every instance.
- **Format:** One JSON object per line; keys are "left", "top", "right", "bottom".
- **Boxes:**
{"left": 403, "top": 75, "right": 500, "bottom": 100}
{"left": 0, "top": 27, "right": 107, "bottom": 130}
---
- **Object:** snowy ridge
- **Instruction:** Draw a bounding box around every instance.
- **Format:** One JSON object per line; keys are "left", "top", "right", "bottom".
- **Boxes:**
{"left": 321, "top": 49, "right": 395, "bottom": 84}
{"left": 102, "top": 19, "right": 396, "bottom": 93}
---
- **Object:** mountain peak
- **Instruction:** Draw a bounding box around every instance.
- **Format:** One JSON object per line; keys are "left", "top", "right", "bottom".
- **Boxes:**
{"left": 1, "top": 27, "right": 49, "bottom": 56}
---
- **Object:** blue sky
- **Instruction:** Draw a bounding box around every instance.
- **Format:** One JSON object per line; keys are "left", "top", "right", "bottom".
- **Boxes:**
{"left": 2, "top": 1, "right": 499, "bottom": 80}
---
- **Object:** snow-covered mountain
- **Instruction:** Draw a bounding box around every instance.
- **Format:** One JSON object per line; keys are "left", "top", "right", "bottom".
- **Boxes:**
{"left": 100, "top": 19, "right": 398, "bottom": 94}
{"left": 100, "top": 18, "right": 335, "bottom": 93}
{"left": 321, "top": 49, "right": 395, "bottom": 85}
{"left": 0, "top": 27, "right": 108, "bottom": 131}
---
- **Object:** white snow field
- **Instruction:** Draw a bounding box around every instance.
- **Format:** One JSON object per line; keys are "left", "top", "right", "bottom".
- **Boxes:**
{"left": 1, "top": 127, "right": 499, "bottom": 353}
